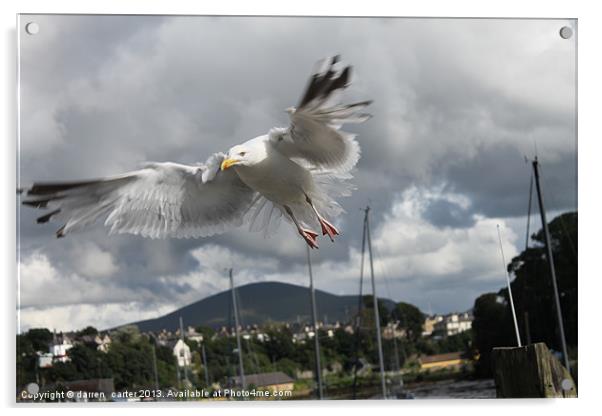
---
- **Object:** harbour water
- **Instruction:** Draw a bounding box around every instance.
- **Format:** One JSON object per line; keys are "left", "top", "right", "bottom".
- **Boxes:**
{"left": 406, "top": 379, "right": 496, "bottom": 399}
{"left": 306, "top": 378, "right": 497, "bottom": 400}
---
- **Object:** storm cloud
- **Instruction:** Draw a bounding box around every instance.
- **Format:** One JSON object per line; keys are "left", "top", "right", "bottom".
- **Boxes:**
{"left": 17, "top": 15, "right": 576, "bottom": 331}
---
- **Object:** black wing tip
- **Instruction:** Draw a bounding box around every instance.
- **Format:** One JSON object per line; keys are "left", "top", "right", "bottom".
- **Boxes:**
{"left": 25, "top": 200, "right": 49, "bottom": 209}
{"left": 56, "top": 225, "right": 66, "bottom": 238}
{"left": 36, "top": 209, "right": 60, "bottom": 224}
{"left": 352, "top": 100, "right": 373, "bottom": 108}
{"left": 298, "top": 56, "right": 353, "bottom": 108}
{"left": 22, "top": 194, "right": 65, "bottom": 208}
{"left": 329, "top": 66, "right": 351, "bottom": 91}
{"left": 27, "top": 180, "right": 100, "bottom": 196}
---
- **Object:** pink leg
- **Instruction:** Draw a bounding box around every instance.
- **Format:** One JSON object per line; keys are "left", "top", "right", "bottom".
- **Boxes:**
{"left": 318, "top": 217, "right": 340, "bottom": 242}
{"left": 305, "top": 195, "right": 340, "bottom": 242}
{"left": 300, "top": 229, "right": 320, "bottom": 249}
{"left": 285, "top": 205, "right": 320, "bottom": 249}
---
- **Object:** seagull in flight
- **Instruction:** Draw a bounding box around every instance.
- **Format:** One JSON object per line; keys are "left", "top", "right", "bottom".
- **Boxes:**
{"left": 21, "top": 56, "right": 372, "bottom": 249}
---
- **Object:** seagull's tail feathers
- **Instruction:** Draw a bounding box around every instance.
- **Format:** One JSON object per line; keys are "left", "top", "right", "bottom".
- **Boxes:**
{"left": 305, "top": 169, "right": 354, "bottom": 225}
{"left": 245, "top": 197, "right": 284, "bottom": 237}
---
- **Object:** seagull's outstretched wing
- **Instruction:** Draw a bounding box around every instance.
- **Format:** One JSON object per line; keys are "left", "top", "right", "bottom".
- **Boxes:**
{"left": 271, "top": 55, "right": 372, "bottom": 173}
{"left": 21, "top": 154, "right": 257, "bottom": 238}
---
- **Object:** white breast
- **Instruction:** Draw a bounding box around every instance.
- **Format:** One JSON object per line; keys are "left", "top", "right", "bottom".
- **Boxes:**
{"left": 234, "top": 148, "right": 313, "bottom": 206}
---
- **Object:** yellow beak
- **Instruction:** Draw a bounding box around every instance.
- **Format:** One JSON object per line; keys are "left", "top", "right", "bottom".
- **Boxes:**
{"left": 220, "top": 158, "right": 239, "bottom": 171}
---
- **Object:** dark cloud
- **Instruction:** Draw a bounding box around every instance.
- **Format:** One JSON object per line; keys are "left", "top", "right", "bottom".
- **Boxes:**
{"left": 17, "top": 15, "right": 577, "bottom": 329}
{"left": 423, "top": 199, "right": 476, "bottom": 229}
{"left": 443, "top": 142, "right": 577, "bottom": 218}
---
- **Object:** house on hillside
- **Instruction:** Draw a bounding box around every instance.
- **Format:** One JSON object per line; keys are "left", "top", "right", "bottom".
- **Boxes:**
{"left": 230, "top": 371, "right": 294, "bottom": 392}
{"left": 432, "top": 312, "right": 472, "bottom": 338}
{"left": 343, "top": 324, "right": 355, "bottom": 335}
{"left": 167, "top": 339, "right": 192, "bottom": 367}
{"left": 383, "top": 321, "right": 407, "bottom": 339}
{"left": 38, "top": 352, "right": 53, "bottom": 368}
{"left": 79, "top": 334, "right": 112, "bottom": 353}
{"left": 185, "top": 326, "right": 204, "bottom": 343}
{"left": 49, "top": 332, "right": 73, "bottom": 363}
{"left": 422, "top": 315, "right": 443, "bottom": 337}
{"left": 95, "top": 334, "right": 112, "bottom": 353}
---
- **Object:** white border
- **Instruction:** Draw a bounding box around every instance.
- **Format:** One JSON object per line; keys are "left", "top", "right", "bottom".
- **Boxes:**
{"left": 3, "top": 1, "right": 600, "bottom": 415}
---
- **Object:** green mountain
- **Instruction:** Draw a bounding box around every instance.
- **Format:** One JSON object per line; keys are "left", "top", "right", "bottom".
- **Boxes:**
{"left": 127, "top": 281, "right": 395, "bottom": 332}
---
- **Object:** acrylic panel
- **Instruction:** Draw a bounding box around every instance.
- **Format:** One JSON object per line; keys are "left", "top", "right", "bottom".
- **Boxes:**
{"left": 17, "top": 15, "right": 577, "bottom": 402}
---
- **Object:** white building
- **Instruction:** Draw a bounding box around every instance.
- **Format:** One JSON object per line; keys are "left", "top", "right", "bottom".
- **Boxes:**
{"left": 185, "top": 327, "right": 204, "bottom": 344}
{"left": 383, "top": 321, "right": 407, "bottom": 339}
{"left": 170, "top": 339, "right": 192, "bottom": 367}
{"left": 422, "top": 315, "right": 443, "bottom": 337}
{"left": 50, "top": 334, "right": 73, "bottom": 363}
{"left": 433, "top": 312, "right": 473, "bottom": 338}
{"left": 95, "top": 334, "right": 112, "bottom": 353}
{"left": 38, "top": 353, "right": 54, "bottom": 368}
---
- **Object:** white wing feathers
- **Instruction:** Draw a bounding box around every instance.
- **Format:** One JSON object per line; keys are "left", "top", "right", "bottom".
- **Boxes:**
{"left": 271, "top": 55, "right": 372, "bottom": 173}
{"left": 22, "top": 155, "right": 256, "bottom": 239}
{"left": 22, "top": 56, "right": 371, "bottom": 241}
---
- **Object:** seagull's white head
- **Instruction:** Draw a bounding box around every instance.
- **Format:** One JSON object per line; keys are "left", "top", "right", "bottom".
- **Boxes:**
{"left": 221, "top": 139, "right": 266, "bottom": 171}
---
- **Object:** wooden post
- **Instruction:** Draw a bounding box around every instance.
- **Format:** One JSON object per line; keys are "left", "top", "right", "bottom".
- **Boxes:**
{"left": 492, "top": 342, "right": 576, "bottom": 398}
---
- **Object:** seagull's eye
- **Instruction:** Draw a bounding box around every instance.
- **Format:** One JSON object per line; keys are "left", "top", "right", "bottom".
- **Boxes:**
{"left": 239, "top": 151, "right": 246, "bottom": 157}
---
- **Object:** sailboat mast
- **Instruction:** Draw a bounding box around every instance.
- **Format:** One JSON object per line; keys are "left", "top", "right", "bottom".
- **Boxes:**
{"left": 151, "top": 345, "right": 159, "bottom": 391}
{"left": 531, "top": 158, "right": 570, "bottom": 371}
{"left": 306, "top": 246, "right": 324, "bottom": 399}
{"left": 179, "top": 316, "right": 190, "bottom": 384}
{"left": 201, "top": 342, "right": 210, "bottom": 387}
{"left": 229, "top": 268, "right": 246, "bottom": 390}
{"left": 351, "top": 214, "right": 368, "bottom": 399}
{"left": 365, "top": 206, "right": 387, "bottom": 399}
{"left": 497, "top": 225, "right": 522, "bottom": 347}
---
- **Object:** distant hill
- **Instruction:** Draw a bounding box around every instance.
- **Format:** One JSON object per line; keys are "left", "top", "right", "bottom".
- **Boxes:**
{"left": 126, "top": 281, "right": 396, "bottom": 332}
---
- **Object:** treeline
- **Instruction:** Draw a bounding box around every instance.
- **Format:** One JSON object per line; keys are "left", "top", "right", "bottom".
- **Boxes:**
{"left": 471, "top": 212, "right": 577, "bottom": 377}
{"left": 17, "top": 326, "right": 178, "bottom": 390}
{"left": 17, "top": 301, "right": 471, "bottom": 390}
{"left": 201, "top": 303, "right": 472, "bottom": 384}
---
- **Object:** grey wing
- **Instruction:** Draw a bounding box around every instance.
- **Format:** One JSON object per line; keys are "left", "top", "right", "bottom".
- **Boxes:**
{"left": 271, "top": 55, "right": 372, "bottom": 173}
{"left": 21, "top": 154, "right": 257, "bottom": 239}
